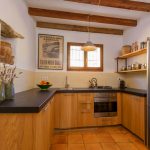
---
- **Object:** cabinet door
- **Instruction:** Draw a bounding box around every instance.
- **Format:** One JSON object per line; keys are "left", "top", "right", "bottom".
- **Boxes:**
{"left": 55, "top": 93, "right": 78, "bottom": 129}
{"left": 77, "top": 93, "right": 97, "bottom": 127}
{"left": 34, "top": 102, "right": 51, "bottom": 150}
{"left": 54, "top": 94, "right": 61, "bottom": 128}
{"left": 122, "top": 93, "right": 145, "bottom": 140}
{"left": 0, "top": 114, "right": 34, "bottom": 150}
{"left": 49, "top": 97, "right": 55, "bottom": 148}
{"left": 122, "top": 93, "right": 132, "bottom": 130}
{"left": 131, "top": 95, "right": 145, "bottom": 140}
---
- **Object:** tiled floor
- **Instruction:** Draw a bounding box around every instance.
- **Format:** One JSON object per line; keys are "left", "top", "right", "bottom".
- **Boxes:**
{"left": 51, "top": 126, "right": 148, "bottom": 150}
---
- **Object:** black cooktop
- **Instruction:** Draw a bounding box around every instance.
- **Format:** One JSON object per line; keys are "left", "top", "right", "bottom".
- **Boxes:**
{"left": 97, "top": 86, "right": 113, "bottom": 89}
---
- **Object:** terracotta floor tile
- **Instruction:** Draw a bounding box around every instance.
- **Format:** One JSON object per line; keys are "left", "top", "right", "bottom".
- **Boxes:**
{"left": 68, "top": 134, "right": 83, "bottom": 144}
{"left": 106, "top": 126, "right": 129, "bottom": 134}
{"left": 53, "top": 126, "right": 147, "bottom": 150}
{"left": 125, "top": 133, "right": 141, "bottom": 143}
{"left": 96, "top": 127, "right": 109, "bottom": 134}
{"left": 111, "top": 133, "right": 130, "bottom": 142}
{"left": 132, "top": 140, "right": 148, "bottom": 150}
{"left": 83, "top": 133, "right": 99, "bottom": 143}
{"left": 51, "top": 144, "right": 68, "bottom": 150}
{"left": 81, "top": 130, "right": 97, "bottom": 135}
{"left": 101, "top": 143, "right": 120, "bottom": 150}
{"left": 85, "top": 144, "right": 103, "bottom": 150}
{"left": 98, "top": 137, "right": 115, "bottom": 143}
{"left": 117, "top": 143, "right": 138, "bottom": 150}
{"left": 52, "top": 135, "right": 68, "bottom": 144}
{"left": 96, "top": 132, "right": 112, "bottom": 138}
{"left": 68, "top": 144, "right": 85, "bottom": 150}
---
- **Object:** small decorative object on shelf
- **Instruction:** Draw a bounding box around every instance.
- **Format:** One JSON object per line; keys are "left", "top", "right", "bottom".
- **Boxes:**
{"left": 131, "top": 42, "right": 139, "bottom": 52}
{"left": 0, "top": 19, "right": 24, "bottom": 39}
{"left": 143, "top": 63, "right": 147, "bottom": 69}
{"left": 140, "top": 41, "right": 147, "bottom": 49}
{"left": 37, "top": 80, "right": 52, "bottom": 90}
{"left": 116, "top": 45, "right": 147, "bottom": 73}
{"left": 0, "top": 63, "right": 22, "bottom": 102}
{"left": 121, "top": 45, "right": 131, "bottom": 55}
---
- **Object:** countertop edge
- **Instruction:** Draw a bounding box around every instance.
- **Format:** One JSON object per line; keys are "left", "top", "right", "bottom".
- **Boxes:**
{"left": 0, "top": 88, "right": 147, "bottom": 113}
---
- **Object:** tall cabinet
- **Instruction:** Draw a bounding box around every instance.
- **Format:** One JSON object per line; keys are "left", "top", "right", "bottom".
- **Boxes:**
{"left": 122, "top": 93, "right": 146, "bottom": 140}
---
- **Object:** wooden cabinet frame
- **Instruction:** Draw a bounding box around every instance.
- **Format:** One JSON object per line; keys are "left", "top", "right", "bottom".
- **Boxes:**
{"left": 67, "top": 42, "right": 104, "bottom": 72}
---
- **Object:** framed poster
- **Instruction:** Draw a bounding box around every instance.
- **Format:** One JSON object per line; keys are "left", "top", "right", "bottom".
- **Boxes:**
{"left": 38, "top": 34, "right": 64, "bottom": 70}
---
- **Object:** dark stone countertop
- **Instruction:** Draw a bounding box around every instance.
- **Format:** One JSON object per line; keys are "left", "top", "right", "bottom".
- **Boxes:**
{"left": 0, "top": 87, "right": 147, "bottom": 113}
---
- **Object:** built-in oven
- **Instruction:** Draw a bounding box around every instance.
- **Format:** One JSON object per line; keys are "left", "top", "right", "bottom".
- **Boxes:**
{"left": 94, "top": 92, "right": 117, "bottom": 117}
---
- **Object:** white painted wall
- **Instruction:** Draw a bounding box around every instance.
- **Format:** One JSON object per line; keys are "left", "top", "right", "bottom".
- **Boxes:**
{"left": 123, "top": 14, "right": 150, "bottom": 45}
{"left": 122, "top": 15, "right": 150, "bottom": 90}
{"left": 36, "top": 28, "right": 123, "bottom": 72}
{"left": 0, "top": 0, "right": 36, "bottom": 92}
{"left": 0, "top": 0, "right": 36, "bottom": 71}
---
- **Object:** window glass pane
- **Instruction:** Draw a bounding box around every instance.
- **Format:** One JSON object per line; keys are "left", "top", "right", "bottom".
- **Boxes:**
{"left": 70, "top": 46, "right": 84, "bottom": 67}
{"left": 87, "top": 48, "right": 100, "bottom": 67}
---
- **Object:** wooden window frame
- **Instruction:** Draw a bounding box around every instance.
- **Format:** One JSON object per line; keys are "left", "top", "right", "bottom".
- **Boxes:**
{"left": 67, "top": 42, "right": 103, "bottom": 72}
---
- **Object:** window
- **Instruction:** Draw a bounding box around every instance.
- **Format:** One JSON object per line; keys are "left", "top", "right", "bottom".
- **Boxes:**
{"left": 67, "top": 42, "right": 103, "bottom": 71}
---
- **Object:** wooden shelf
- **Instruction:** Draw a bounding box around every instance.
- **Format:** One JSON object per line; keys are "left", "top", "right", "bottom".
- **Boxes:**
{"left": 0, "top": 19, "right": 24, "bottom": 39}
{"left": 117, "top": 69, "right": 147, "bottom": 73}
{"left": 117, "top": 48, "right": 147, "bottom": 59}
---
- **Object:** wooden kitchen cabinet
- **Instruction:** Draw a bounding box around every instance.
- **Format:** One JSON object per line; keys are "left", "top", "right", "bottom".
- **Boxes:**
{"left": 77, "top": 93, "right": 97, "bottom": 127}
{"left": 34, "top": 102, "right": 51, "bottom": 150}
{"left": 54, "top": 93, "right": 78, "bottom": 129}
{"left": 0, "top": 114, "right": 34, "bottom": 150}
{"left": 122, "top": 93, "right": 146, "bottom": 140}
{"left": 49, "top": 97, "right": 55, "bottom": 146}
{"left": 0, "top": 98, "right": 54, "bottom": 150}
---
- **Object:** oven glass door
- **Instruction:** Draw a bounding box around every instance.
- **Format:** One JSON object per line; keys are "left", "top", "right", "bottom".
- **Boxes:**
{"left": 94, "top": 99, "right": 117, "bottom": 117}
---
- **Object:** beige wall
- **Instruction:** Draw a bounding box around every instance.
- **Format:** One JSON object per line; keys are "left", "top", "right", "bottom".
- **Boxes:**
{"left": 14, "top": 68, "right": 35, "bottom": 93}
{"left": 35, "top": 72, "right": 122, "bottom": 88}
{"left": 123, "top": 73, "right": 147, "bottom": 90}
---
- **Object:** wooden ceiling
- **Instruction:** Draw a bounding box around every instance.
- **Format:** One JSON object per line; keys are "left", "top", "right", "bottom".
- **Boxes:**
{"left": 28, "top": 0, "right": 150, "bottom": 35}
{"left": 65, "top": 0, "right": 150, "bottom": 12}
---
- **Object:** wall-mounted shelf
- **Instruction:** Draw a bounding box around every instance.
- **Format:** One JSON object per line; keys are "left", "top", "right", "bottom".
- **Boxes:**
{"left": 117, "top": 48, "right": 147, "bottom": 59}
{"left": 0, "top": 19, "right": 24, "bottom": 39}
{"left": 117, "top": 69, "right": 147, "bottom": 73}
{"left": 116, "top": 48, "right": 147, "bottom": 73}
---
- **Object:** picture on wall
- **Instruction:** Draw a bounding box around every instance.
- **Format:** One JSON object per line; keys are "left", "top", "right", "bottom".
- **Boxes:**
{"left": 38, "top": 34, "right": 64, "bottom": 70}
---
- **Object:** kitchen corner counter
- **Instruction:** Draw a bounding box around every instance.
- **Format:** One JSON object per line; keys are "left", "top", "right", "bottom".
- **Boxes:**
{"left": 0, "top": 88, "right": 57, "bottom": 113}
{"left": 0, "top": 87, "right": 147, "bottom": 113}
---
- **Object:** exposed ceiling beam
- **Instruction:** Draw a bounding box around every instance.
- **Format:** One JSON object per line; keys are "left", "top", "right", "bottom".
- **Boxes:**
{"left": 65, "top": 0, "right": 150, "bottom": 12}
{"left": 37, "top": 22, "right": 123, "bottom": 35}
{"left": 29, "top": 7, "right": 137, "bottom": 27}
